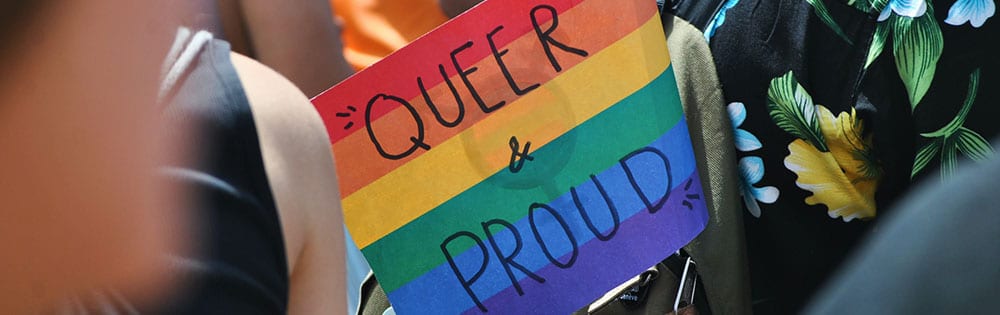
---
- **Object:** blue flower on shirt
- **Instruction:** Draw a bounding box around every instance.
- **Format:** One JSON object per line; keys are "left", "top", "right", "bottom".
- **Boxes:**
{"left": 878, "top": 0, "right": 928, "bottom": 21}
{"left": 944, "top": 0, "right": 995, "bottom": 27}
{"left": 738, "top": 157, "right": 779, "bottom": 218}
{"left": 730, "top": 101, "right": 763, "bottom": 152}
{"left": 728, "top": 102, "right": 779, "bottom": 217}
{"left": 705, "top": 0, "right": 740, "bottom": 42}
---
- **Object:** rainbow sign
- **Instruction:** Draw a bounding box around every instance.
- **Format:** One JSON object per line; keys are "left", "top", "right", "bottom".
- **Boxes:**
{"left": 313, "top": 0, "right": 708, "bottom": 313}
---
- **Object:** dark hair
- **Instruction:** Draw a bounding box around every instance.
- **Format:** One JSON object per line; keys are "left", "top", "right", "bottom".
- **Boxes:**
{"left": 0, "top": 2, "right": 46, "bottom": 60}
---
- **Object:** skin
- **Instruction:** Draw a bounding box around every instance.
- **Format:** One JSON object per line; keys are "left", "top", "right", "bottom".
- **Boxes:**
{"left": 218, "top": 0, "right": 354, "bottom": 97}
{"left": 438, "top": 0, "right": 484, "bottom": 18}
{"left": 215, "top": 0, "right": 481, "bottom": 98}
{"left": 204, "top": 2, "right": 482, "bottom": 313}
{"left": 0, "top": 1, "right": 347, "bottom": 313}
{"left": 0, "top": 1, "right": 195, "bottom": 312}
{"left": 197, "top": 2, "right": 351, "bottom": 312}
{"left": 232, "top": 53, "right": 347, "bottom": 315}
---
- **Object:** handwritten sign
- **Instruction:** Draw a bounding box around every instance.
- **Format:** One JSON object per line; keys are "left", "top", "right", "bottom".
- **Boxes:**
{"left": 312, "top": 0, "right": 708, "bottom": 313}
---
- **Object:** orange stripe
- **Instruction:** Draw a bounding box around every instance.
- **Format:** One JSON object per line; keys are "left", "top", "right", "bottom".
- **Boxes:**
{"left": 344, "top": 13, "right": 671, "bottom": 247}
{"left": 314, "top": 0, "right": 584, "bottom": 143}
{"left": 333, "top": 0, "right": 655, "bottom": 197}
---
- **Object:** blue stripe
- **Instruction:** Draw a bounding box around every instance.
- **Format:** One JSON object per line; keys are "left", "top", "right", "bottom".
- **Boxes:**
{"left": 387, "top": 118, "right": 699, "bottom": 314}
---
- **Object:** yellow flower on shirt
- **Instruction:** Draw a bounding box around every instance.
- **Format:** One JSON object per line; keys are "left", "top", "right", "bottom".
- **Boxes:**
{"left": 766, "top": 71, "right": 881, "bottom": 221}
{"left": 784, "top": 106, "right": 879, "bottom": 221}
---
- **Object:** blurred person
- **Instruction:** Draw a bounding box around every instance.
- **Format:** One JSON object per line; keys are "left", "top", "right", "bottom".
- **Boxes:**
{"left": 806, "top": 150, "right": 1000, "bottom": 314}
{"left": 0, "top": 1, "right": 194, "bottom": 312}
{"left": 0, "top": 1, "right": 347, "bottom": 313}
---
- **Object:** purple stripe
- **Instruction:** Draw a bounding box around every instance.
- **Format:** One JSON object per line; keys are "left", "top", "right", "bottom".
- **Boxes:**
{"left": 385, "top": 116, "right": 699, "bottom": 314}
{"left": 461, "top": 172, "right": 708, "bottom": 314}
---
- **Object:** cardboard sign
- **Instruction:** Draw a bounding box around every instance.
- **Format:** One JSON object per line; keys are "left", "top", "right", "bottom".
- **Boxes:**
{"left": 312, "top": 0, "right": 708, "bottom": 313}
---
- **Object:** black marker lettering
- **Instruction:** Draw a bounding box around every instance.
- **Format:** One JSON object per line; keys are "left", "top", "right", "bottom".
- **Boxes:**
{"left": 487, "top": 25, "right": 539, "bottom": 96}
{"left": 482, "top": 219, "right": 545, "bottom": 296}
{"left": 530, "top": 5, "right": 589, "bottom": 72}
{"left": 507, "top": 136, "right": 534, "bottom": 173}
{"left": 619, "top": 147, "right": 672, "bottom": 214}
{"left": 528, "top": 203, "right": 578, "bottom": 269}
{"left": 441, "top": 231, "right": 490, "bottom": 312}
{"left": 451, "top": 41, "right": 506, "bottom": 113}
{"left": 418, "top": 64, "right": 466, "bottom": 128}
{"left": 571, "top": 175, "right": 620, "bottom": 241}
{"left": 365, "top": 94, "right": 430, "bottom": 160}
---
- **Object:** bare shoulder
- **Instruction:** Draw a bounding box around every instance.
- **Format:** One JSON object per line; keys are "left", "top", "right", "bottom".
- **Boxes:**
{"left": 229, "top": 52, "right": 328, "bottom": 140}
{"left": 230, "top": 52, "right": 346, "bottom": 314}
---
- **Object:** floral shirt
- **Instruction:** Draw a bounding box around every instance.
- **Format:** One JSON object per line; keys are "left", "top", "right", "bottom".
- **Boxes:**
{"left": 674, "top": 0, "right": 997, "bottom": 312}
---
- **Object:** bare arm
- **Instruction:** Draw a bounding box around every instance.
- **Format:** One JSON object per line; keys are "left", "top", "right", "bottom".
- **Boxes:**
{"left": 231, "top": 52, "right": 347, "bottom": 315}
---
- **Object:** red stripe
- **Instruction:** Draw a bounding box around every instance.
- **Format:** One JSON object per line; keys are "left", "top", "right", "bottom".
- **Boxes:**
{"left": 321, "top": 0, "right": 655, "bottom": 196}
{"left": 312, "top": 0, "right": 585, "bottom": 143}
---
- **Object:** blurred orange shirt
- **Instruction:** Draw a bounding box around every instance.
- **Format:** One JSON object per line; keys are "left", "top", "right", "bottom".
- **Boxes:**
{"left": 332, "top": 0, "right": 448, "bottom": 70}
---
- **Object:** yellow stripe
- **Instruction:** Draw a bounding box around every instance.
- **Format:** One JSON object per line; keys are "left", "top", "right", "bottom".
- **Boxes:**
{"left": 345, "top": 15, "right": 671, "bottom": 248}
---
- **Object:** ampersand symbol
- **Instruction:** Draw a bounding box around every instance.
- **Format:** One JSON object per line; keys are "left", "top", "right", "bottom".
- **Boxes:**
{"left": 508, "top": 136, "right": 535, "bottom": 173}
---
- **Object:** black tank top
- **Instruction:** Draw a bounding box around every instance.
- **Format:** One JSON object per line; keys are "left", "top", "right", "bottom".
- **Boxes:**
{"left": 153, "top": 31, "right": 289, "bottom": 314}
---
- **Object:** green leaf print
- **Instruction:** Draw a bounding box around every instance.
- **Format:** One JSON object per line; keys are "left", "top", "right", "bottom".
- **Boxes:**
{"left": 911, "top": 68, "right": 994, "bottom": 179}
{"left": 852, "top": 0, "right": 890, "bottom": 14}
{"left": 912, "top": 138, "right": 941, "bottom": 177}
{"left": 955, "top": 127, "right": 994, "bottom": 161}
{"left": 805, "top": 0, "right": 855, "bottom": 44}
{"left": 940, "top": 139, "right": 958, "bottom": 178}
{"left": 892, "top": 5, "right": 944, "bottom": 109}
{"left": 921, "top": 68, "right": 979, "bottom": 138}
{"left": 866, "top": 21, "right": 890, "bottom": 69}
{"left": 767, "top": 71, "right": 828, "bottom": 151}
{"left": 869, "top": 0, "right": 890, "bottom": 13}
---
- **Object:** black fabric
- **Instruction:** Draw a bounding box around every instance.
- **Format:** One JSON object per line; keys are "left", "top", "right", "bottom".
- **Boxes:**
{"left": 674, "top": 0, "right": 1000, "bottom": 313}
{"left": 706, "top": 3, "right": 877, "bottom": 312}
{"left": 663, "top": 0, "right": 727, "bottom": 30}
{"left": 148, "top": 38, "right": 289, "bottom": 314}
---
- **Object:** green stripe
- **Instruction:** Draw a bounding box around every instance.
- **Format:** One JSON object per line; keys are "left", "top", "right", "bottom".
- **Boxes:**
{"left": 366, "top": 67, "right": 682, "bottom": 293}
